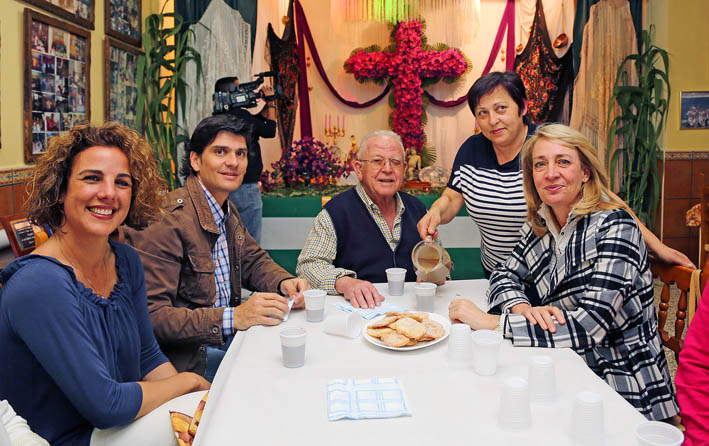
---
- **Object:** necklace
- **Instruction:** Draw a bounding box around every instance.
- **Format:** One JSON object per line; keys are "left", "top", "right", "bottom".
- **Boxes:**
{"left": 57, "top": 238, "right": 109, "bottom": 297}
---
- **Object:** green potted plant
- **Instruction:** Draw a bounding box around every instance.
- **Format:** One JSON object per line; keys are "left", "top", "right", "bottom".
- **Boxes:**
{"left": 606, "top": 25, "right": 669, "bottom": 229}
{"left": 136, "top": 11, "right": 202, "bottom": 190}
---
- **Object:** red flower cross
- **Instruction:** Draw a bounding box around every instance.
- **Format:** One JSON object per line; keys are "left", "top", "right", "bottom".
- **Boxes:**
{"left": 345, "top": 20, "right": 468, "bottom": 152}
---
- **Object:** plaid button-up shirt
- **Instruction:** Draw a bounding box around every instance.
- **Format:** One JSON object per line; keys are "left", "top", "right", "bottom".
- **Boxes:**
{"left": 198, "top": 180, "right": 234, "bottom": 337}
{"left": 488, "top": 206, "right": 678, "bottom": 420}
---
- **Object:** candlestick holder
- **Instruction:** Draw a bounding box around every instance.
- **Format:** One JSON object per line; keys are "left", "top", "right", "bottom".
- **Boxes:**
{"left": 324, "top": 122, "right": 346, "bottom": 148}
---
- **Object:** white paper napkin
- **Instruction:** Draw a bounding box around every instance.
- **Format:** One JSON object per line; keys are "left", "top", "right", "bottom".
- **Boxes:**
{"left": 332, "top": 302, "right": 408, "bottom": 320}
{"left": 327, "top": 378, "right": 412, "bottom": 421}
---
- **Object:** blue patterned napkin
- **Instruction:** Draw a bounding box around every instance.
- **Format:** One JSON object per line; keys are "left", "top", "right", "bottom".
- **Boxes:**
{"left": 327, "top": 378, "right": 412, "bottom": 421}
{"left": 332, "top": 302, "right": 408, "bottom": 320}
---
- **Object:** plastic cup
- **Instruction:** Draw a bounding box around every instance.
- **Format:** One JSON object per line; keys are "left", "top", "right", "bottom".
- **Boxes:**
{"left": 385, "top": 267, "right": 406, "bottom": 295}
{"left": 635, "top": 421, "right": 684, "bottom": 446}
{"left": 414, "top": 282, "right": 436, "bottom": 312}
{"left": 498, "top": 377, "right": 531, "bottom": 431}
{"left": 324, "top": 312, "right": 363, "bottom": 338}
{"left": 447, "top": 323, "right": 473, "bottom": 361}
{"left": 528, "top": 355, "right": 556, "bottom": 404}
{"left": 303, "top": 289, "right": 326, "bottom": 322}
{"left": 569, "top": 391, "right": 604, "bottom": 445}
{"left": 471, "top": 329, "right": 503, "bottom": 376}
{"left": 279, "top": 327, "right": 306, "bottom": 368}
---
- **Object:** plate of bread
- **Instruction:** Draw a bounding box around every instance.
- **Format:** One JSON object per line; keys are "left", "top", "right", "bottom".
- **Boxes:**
{"left": 363, "top": 312, "right": 450, "bottom": 351}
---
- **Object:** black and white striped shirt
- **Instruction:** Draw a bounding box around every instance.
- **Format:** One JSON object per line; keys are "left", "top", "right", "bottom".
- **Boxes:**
{"left": 447, "top": 125, "right": 536, "bottom": 274}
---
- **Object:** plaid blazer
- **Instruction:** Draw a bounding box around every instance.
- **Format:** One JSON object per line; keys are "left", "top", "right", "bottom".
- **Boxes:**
{"left": 488, "top": 207, "right": 678, "bottom": 420}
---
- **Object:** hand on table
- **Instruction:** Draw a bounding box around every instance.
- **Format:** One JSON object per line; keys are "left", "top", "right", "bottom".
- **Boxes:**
{"left": 510, "top": 303, "right": 566, "bottom": 333}
{"left": 233, "top": 292, "right": 290, "bottom": 330}
{"left": 449, "top": 299, "right": 498, "bottom": 330}
{"left": 280, "top": 277, "right": 310, "bottom": 308}
{"left": 335, "top": 276, "right": 385, "bottom": 309}
{"left": 417, "top": 209, "right": 441, "bottom": 241}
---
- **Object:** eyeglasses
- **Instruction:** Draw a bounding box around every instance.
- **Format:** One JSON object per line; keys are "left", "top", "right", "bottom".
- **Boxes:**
{"left": 358, "top": 157, "right": 405, "bottom": 169}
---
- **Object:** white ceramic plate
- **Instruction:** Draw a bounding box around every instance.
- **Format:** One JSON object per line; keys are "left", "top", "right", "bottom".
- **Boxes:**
{"left": 363, "top": 312, "right": 451, "bottom": 351}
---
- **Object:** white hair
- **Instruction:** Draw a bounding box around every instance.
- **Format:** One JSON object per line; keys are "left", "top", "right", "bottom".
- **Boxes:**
{"left": 358, "top": 130, "right": 406, "bottom": 159}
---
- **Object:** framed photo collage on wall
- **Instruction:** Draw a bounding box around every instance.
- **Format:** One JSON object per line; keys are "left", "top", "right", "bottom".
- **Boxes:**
{"left": 24, "top": 0, "right": 142, "bottom": 163}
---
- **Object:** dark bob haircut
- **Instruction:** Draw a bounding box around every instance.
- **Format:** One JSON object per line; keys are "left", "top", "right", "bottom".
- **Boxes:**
{"left": 26, "top": 121, "right": 166, "bottom": 231}
{"left": 179, "top": 114, "right": 252, "bottom": 178}
{"left": 467, "top": 71, "right": 529, "bottom": 125}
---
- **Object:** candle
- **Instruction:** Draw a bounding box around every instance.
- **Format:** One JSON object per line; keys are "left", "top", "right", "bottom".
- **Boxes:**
{"left": 324, "top": 115, "right": 327, "bottom": 129}
{"left": 328, "top": 114, "right": 331, "bottom": 129}
{"left": 337, "top": 115, "right": 340, "bottom": 129}
{"left": 342, "top": 115, "right": 345, "bottom": 130}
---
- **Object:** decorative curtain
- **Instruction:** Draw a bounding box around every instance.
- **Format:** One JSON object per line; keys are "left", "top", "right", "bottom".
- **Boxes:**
{"left": 267, "top": 0, "right": 299, "bottom": 150}
{"left": 572, "top": 0, "right": 642, "bottom": 77}
{"left": 178, "top": 0, "right": 252, "bottom": 170}
{"left": 514, "top": 0, "right": 573, "bottom": 124}
{"left": 516, "top": 0, "right": 574, "bottom": 59}
{"left": 330, "top": 1, "right": 481, "bottom": 48}
{"left": 569, "top": 0, "right": 638, "bottom": 167}
{"left": 175, "top": 0, "right": 257, "bottom": 54}
{"left": 294, "top": 0, "right": 513, "bottom": 137}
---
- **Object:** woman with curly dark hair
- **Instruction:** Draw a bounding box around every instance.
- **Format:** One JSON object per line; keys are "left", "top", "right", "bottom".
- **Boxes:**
{"left": 0, "top": 122, "right": 210, "bottom": 446}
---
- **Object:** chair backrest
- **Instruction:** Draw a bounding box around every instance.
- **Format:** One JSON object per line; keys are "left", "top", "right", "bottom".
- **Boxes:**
{"left": 650, "top": 260, "right": 693, "bottom": 356}
{"left": 700, "top": 182, "right": 709, "bottom": 275}
{"left": 0, "top": 213, "right": 49, "bottom": 258}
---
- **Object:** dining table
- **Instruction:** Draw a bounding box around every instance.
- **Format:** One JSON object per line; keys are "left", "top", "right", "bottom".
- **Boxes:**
{"left": 194, "top": 279, "right": 648, "bottom": 445}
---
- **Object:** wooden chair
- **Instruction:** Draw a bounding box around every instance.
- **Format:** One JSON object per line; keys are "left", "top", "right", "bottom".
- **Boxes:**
{"left": 0, "top": 213, "right": 49, "bottom": 258}
{"left": 650, "top": 260, "right": 694, "bottom": 357}
{"left": 700, "top": 182, "right": 709, "bottom": 284}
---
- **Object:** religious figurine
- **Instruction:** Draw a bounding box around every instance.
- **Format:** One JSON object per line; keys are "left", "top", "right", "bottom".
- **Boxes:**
{"left": 346, "top": 135, "right": 358, "bottom": 170}
{"left": 406, "top": 147, "right": 422, "bottom": 181}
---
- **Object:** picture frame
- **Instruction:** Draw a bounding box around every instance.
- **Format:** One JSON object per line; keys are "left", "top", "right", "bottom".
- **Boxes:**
{"left": 23, "top": 0, "right": 94, "bottom": 30}
{"left": 104, "top": 37, "right": 142, "bottom": 129}
{"left": 24, "top": 8, "right": 91, "bottom": 162}
{"left": 105, "top": 0, "right": 142, "bottom": 47}
{"left": 680, "top": 91, "right": 709, "bottom": 130}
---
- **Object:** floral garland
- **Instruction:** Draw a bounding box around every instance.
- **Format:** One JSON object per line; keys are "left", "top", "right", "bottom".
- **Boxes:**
{"left": 262, "top": 137, "right": 347, "bottom": 191}
{"left": 344, "top": 20, "right": 470, "bottom": 153}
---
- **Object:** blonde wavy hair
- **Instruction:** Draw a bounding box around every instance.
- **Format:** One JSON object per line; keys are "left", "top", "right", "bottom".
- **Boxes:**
{"left": 521, "top": 124, "right": 624, "bottom": 236}
{"left": 26, "top": 122, "right": 166, "bottom": 231}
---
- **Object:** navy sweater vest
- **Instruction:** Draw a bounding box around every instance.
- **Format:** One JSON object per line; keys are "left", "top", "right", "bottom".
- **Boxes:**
{"left": 325, "top": 188, "right": 426, "bottom": 283}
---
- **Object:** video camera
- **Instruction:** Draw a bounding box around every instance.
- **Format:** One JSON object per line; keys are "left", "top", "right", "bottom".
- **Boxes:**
{"left": 213, "top": 71, "right": 284, "bottom": 113}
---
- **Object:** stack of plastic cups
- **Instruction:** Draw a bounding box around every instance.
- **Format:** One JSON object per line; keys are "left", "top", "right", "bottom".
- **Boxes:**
{"left": 498, "top": 377, "right": 531, "bottom": 431}
{"left": 447, "top": 324, "right": 473, "bottom": 361}
{"left": 471, "top": 329, "right": 503, "bottom": 376}
{"left": 569, "top": 391, "right": 605, "bottom": 445}
{"left": 528, "top": 355, "right": 556, "bottom": 405}
{"left": 635, "top": 421, "right": 684, "bottom": 446}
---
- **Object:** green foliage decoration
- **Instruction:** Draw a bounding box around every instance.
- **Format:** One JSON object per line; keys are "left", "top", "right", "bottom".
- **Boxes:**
{"left": 136, "top": 12, "right": 202, "bottom": 190}
{"left": 607, "top": 26, "right": 669, "bottom": 229}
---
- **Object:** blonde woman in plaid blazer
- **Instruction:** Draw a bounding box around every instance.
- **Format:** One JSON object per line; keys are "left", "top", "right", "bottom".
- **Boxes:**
{"left": 449, "top": 124, "right": 678, "bottom": 420}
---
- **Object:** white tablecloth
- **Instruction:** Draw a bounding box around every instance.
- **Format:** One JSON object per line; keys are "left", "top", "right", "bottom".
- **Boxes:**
{"left": 194, "top": 280, "right": 647, "bottom": 445}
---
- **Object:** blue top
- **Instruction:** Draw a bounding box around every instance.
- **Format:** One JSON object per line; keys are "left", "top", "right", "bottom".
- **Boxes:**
{"left": 325, "top": 187, "right": 426, "bottom": 283}
{"left": 0, "top": 240, "right": 168, "bottom": 446}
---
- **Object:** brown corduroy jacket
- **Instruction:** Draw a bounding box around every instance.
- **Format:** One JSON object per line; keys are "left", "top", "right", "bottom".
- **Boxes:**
{"left": 123, "top": 175, "right": 292, "bottom": 375}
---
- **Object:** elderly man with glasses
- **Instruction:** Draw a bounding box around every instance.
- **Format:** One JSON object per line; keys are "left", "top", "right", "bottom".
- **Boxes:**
{"left": 297, "top": 130, "right": 428, "bottom": 309}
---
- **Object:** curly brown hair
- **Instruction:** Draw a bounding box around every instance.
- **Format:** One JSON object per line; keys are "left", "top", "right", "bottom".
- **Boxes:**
{"left": 26, "top": 122, "right": 166, "bottom": 231}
